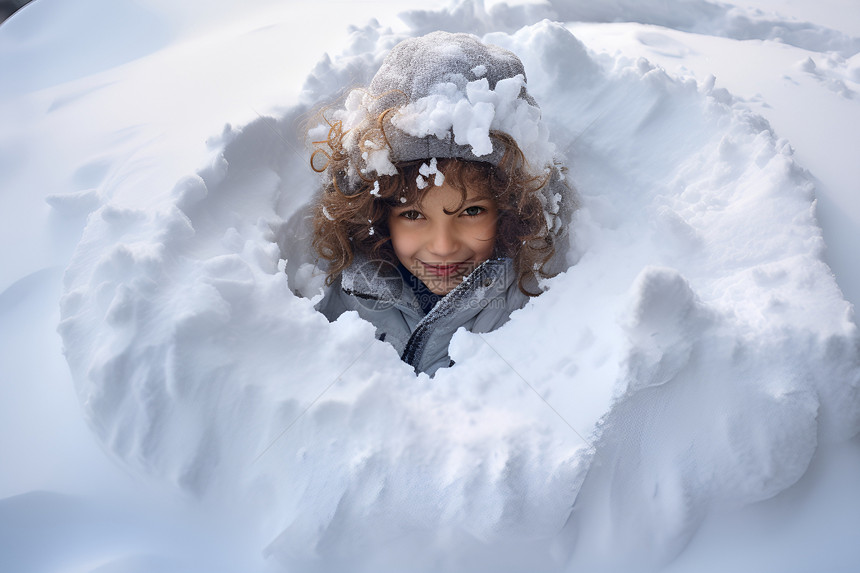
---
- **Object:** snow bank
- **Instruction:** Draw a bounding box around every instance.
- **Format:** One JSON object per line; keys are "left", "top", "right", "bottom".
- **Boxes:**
{"left": 56, "top": 15, "right": 859, "bottom": 573}
{"left": 402, "top": 0, "right": 860, "bottom": 57}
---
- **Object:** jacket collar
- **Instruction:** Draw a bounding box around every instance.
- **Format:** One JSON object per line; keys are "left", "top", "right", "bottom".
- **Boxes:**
{"left": 341, "top": 254, "right": 514, "bottom": 308}
{"left": 340, "top": 254, "right": 405, "bottom": 301}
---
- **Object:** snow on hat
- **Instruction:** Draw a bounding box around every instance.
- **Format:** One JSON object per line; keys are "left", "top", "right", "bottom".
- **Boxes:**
{"left": 324, "top": 31, "right": 555, "bottom": 182}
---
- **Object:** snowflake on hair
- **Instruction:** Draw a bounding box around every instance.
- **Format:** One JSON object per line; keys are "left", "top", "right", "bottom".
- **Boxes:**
{"left": 415, "top": 158, "right": 445, "bottom": 189}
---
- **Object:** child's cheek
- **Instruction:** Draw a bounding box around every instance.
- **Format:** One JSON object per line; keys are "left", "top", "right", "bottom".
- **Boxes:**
{"left": 389, "top": 222, "right": 415, "bottom": 261}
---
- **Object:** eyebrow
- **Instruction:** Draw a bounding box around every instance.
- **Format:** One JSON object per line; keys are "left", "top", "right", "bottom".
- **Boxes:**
{"left": 389, "top": 187, "right": 496, "bottom": 212}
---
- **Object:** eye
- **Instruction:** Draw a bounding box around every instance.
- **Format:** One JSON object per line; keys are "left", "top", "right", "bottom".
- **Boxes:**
{"left": 462, "top": 205, "right": 486, "bottom": 217}
{"left": 399, "top": 210, "right": 424, "bottom": 221}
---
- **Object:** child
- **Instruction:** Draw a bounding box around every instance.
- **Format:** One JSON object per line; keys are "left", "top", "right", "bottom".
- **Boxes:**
{"left": 309, "top": 31, "right": 574, "bottom": 374}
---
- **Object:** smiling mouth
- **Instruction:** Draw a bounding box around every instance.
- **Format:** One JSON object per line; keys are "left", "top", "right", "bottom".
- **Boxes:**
{"left": 420, "top": 261, "right": 466, "bottom": 278}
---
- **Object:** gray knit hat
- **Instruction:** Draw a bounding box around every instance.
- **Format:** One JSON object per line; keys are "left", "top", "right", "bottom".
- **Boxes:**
{"left": 365, "top": 31, "right": 540, "bottom": 167}
{"left": 324, "top": 31, "right": 554, "bottom": 181}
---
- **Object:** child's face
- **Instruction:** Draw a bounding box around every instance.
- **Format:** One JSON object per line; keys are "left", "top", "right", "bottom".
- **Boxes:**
{"left": 388, "top": 180, "right": 498, "bottom": 295}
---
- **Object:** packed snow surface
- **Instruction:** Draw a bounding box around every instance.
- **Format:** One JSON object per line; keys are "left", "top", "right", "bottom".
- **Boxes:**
{"left": 2, "top": 0, "right": 860, "bottom": 572}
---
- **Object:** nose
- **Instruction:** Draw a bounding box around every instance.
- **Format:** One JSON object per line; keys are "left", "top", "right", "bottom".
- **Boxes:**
{"left": 426, "top": 223, "right": 460, "bottom": 260}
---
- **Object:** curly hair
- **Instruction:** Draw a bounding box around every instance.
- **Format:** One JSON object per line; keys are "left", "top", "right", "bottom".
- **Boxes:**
{"left": 309, "top": 105, "right": 570, "bottom": 297}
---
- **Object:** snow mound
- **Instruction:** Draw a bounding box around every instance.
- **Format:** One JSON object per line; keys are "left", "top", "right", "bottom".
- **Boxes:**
{"left": 57, "top": 20, "right": 860, "bottom": 571}
{"left": 402, "top": 0, "right": 860, "bottom": 57}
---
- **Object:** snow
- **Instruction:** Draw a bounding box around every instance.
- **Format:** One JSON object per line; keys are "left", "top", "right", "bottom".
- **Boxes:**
{"left": 416, "top": 158, "right": 445, "bottom": 188}
{"left": 2, "top": 0, "right": 859, "bottom": 572}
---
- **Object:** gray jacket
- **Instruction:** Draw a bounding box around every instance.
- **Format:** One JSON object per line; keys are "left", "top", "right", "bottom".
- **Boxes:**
{"left": 316, "top": 256, "right": 529, "bottom": 375}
